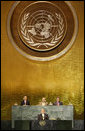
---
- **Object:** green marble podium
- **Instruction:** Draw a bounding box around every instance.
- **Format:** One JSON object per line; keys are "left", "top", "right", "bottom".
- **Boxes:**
{"left": 12, "top": 105, "right": 74, "bottom": 129}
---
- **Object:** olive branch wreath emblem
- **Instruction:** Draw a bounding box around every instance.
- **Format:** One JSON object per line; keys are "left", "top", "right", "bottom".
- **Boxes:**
{"left": 20, "top": 13, "right": 64, "bottom": 48}
{"left": 39, "top": 120, "right": 46, "bottom": 126}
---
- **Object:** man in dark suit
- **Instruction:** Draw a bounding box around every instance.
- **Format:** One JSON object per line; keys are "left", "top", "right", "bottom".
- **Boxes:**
{"left": 38, "top": 109, "right": 49, "bottom": 120}
{"left": 53, "top": 97, "right": 63, "bottom": 106}
{"left": 21, "top": 96, "right": 30, "bottom": 106}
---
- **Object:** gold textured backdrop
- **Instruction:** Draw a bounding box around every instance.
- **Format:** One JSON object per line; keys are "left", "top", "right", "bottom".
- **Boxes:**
{"left": 1, "top": 1, "right": 84, "bottom": 120}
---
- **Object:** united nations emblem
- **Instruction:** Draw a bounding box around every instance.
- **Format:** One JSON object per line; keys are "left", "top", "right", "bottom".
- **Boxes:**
{"left": 7, "top": 1, "right": 78, "bottom": 61}
{"left": 18, "top": 4, "right": 67, "bottom": 51}
{"left": 39, "top": 120, "right": 46, "bottom": 126}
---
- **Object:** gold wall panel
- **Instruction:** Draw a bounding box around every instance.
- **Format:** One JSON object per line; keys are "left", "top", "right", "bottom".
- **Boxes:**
{"left": 1, "top": 1, "right": 84, "bottom": 120}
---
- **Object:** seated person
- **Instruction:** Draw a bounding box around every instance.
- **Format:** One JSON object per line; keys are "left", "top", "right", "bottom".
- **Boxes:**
{"left": 53, "top": 97, "right": 63, "bottom": 106}
{"left": 38, "top": 97, "right": 48, "bottom": 106}
{"left": 21, "top": 96, "right": 30, "bottom": 106}
{"left": 38, "top": 108, "right": 49, "bottom": 120}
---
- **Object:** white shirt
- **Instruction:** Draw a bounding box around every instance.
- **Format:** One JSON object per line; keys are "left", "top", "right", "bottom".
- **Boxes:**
{"left": 24, "top": 100, "right": 26, "bottom": 104}
{"left": 42, "top": 113, "right": 45, "bottom": 120}
{"left": 42, "top": 102, "right": 46, "bottom": 106}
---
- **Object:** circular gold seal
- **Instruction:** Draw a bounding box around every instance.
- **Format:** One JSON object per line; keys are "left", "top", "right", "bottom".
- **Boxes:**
{"left": 18, "top": 2, "right": 67, "bottom": 51}
{"left": 7, "top": 1, "right": 78, "bottom": 61}
{"left": 39, "top": 120, "right": 46, "bottom": 126}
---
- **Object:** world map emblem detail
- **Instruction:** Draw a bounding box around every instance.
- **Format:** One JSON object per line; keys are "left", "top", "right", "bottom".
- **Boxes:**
{"left": 18, "top": 3, "right": 67, "bottom": 51}
{"left": 7, "top": 1, "right": 78, "bottom": 61}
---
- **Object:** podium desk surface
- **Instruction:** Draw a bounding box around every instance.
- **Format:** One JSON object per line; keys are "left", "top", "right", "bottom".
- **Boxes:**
{"left": 12, "top": 105, "right": 73, "bottom": 120}
{"left": 12, "top": 105, "right": 74, "bottom": 128}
